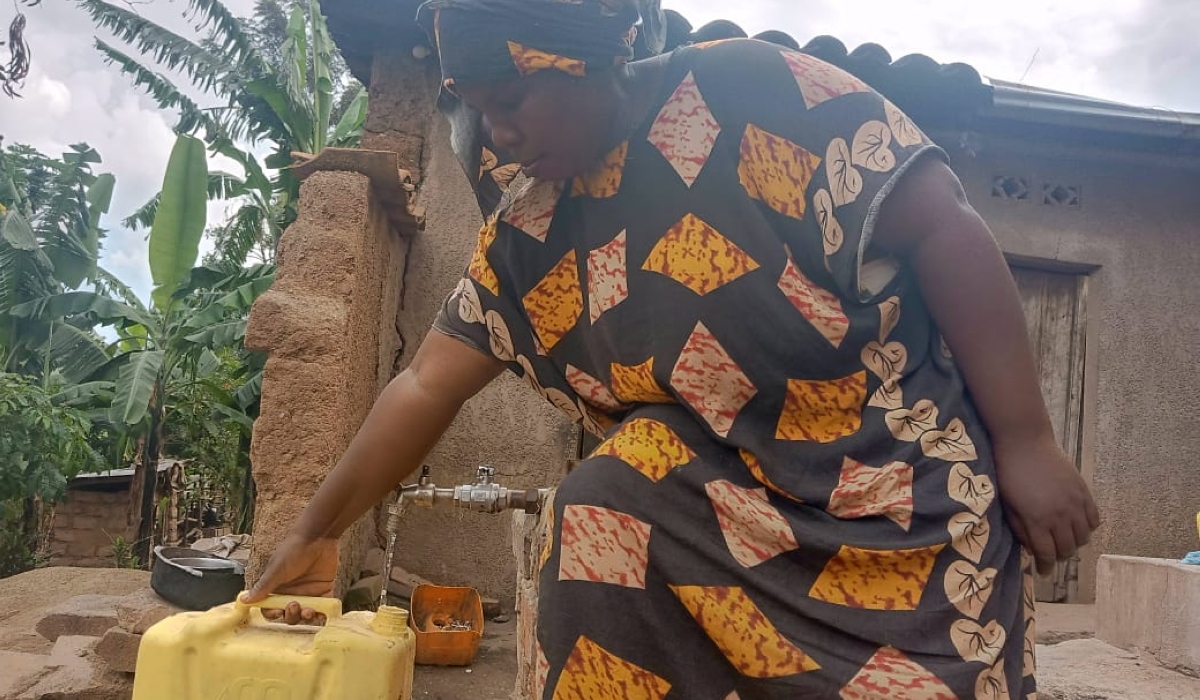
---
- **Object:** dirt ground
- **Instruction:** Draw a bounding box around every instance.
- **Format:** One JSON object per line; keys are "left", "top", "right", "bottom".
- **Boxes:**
{"left": 0, "top": 566, "right": 518, "bottom": 698}
{"left": 3, "top": 568, "right": 1200, "bottom": 699}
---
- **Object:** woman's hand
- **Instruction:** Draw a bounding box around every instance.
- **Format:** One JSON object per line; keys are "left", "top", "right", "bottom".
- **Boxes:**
{"left": 241, "top": 534, "right": 340, "bottom": 624}
{"left": 994, "top": 432, "right": 1101, "bottom": 575}
{"left": 235, "top": 331, "right": 504, "bottom": 625}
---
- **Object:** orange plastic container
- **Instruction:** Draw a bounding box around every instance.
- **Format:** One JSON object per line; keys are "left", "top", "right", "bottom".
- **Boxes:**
{"left": 409, "top": 584, "right": 484, "bottom": 666}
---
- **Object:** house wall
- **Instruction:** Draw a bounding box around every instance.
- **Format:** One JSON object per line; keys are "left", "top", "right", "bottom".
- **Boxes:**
{"left": 367, "top": 51, "right": 575, "bottom": 609}
{"left": 939, "top": 132, "right": 1200, "bottom": 601}
{"left": 48, "top": 485, "right": 130, "bottom": 568}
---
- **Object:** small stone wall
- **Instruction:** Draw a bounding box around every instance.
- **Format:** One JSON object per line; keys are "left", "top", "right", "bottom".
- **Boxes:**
{"left": 512, "top": 491, "right": 555, "bottom": 700}
{"left": 1096, "top": 555, "right": 1200, "bottom": 675}
{"left": 48, "top": 487, "right": 130, "bottom": 569}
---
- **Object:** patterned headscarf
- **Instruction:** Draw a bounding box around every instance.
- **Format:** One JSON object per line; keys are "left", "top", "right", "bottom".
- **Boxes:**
{"left": 417, "top": 0, "right": 666, "bottom": 215}
{"left": 419, "top": 0, "right": 647, "bottom": 87}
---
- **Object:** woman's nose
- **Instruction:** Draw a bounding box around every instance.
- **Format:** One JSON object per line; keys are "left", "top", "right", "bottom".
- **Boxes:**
{"left": 487, "top": 118, "right": 523, "bottom": 153}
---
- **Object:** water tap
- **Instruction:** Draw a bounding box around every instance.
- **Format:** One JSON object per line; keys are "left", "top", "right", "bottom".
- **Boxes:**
{"left": 387, "top": 465, "right": 549, "bottom": 526}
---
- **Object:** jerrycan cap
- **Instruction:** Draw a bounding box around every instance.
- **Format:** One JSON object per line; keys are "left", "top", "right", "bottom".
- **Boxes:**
{"left": 371, "top": 605, "right": 410, "bottom": 637}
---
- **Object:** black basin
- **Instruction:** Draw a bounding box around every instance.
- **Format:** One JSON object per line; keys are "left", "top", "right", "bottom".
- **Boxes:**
{"left": 151, "top": 546, "right": 246, "bottom": 611}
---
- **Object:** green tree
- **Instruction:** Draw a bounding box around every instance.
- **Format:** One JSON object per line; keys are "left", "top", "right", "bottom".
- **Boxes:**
{"left": 0, "top": 372, "right": 103, "bottom": 576}
{"left": 11, "top": 135, "right": 275, "bottom": 562}
{"left": 81, "top": 0, "right": 368, "bottom": 267}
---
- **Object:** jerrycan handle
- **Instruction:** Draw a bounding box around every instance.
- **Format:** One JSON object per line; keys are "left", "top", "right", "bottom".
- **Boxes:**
{"left": 235, "top": 593, "right": 343, "bottom": 623}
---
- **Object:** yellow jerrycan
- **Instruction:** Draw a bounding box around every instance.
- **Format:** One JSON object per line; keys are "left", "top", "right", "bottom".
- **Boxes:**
{"left": 132, "top": 594, "right": 415, "bottom": 700}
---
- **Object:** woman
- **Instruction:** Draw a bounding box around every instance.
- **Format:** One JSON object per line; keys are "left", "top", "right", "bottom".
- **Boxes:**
{"left": 247, "top": 0, "right": 1100, "bottom": 697}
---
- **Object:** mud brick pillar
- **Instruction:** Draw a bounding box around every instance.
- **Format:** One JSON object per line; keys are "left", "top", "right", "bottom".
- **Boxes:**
{"left": 245, "top": 150, "right": 423, "bottom": 596}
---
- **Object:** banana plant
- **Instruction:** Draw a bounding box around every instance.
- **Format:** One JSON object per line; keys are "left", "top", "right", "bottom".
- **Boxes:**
{"left": 0, "top": 142, "right": 116, "bottom": 384}
{"left": 81, "top": 0, "right": 368, "bottom": 267}
{"left": 10, "top": 135, "right": 276, "bottom": 561}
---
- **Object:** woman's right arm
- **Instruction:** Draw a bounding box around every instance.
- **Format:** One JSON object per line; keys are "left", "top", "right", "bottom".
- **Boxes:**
{"left": 243, "top": 329, "right": 505, "bottom": 604}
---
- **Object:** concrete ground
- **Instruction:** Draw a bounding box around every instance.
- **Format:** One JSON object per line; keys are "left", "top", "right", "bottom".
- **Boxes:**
{"left": 1037, "top": 602, "right": 1097, "bottom": 644}
{"left": 421, "top": 602, "right": 1200, "bottom": 700}
{"left": 412, "top": 616, "right": 518, "bottom": 699}
{"left": 1040, "top": 638, "right": 1200, "bottom": 700}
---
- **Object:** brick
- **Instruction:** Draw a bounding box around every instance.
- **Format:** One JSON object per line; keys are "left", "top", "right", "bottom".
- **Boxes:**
{"left": 72, "top": 515, "right": 100, "bottom": 530}
{"left": 115, "top": 588, "right": 185, "bottom": 635}
{"left": 387, "top": 565, "right": 433, "bottom": 601}
{"left": 344, "top": 575, "right": 384, "bottom": 612}
{"left": 65, "top": 542, "right": 95, "bottom": 558}
{"left": 95, "top": 628, "right": 141, "bottom": 673}
{"left": 35, "top": 595, "right": 123, "bottom": 642}
{"left": 361, "top": 547, "right": 386, "bottom": 578}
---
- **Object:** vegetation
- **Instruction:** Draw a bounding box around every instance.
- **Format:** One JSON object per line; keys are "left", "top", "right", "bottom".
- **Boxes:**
{"left": 11, "top": 136, "right": 276, "bottom": 562}
{"left": 84, "top": 0, "right": 367, "bottom": 267}
{"left": 0, "top": 0, "right": 360, "bottom": 575}
{"left": 0, "top": 373, "right": 103, "bottom": 576}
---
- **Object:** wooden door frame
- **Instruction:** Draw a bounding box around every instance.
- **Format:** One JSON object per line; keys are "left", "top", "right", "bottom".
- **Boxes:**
{"left": 1006, "top": 253, "right": 1102, "bottom": 603}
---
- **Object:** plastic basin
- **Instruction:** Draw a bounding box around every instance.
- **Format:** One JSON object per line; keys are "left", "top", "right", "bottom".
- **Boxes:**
{"left": 409, "top": 584, "right": 484, "bottom": 666}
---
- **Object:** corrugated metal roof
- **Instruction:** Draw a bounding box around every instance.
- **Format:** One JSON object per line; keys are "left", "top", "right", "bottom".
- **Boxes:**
{"left": 988, "top": 79, "right": 1200, "bottom": 141}
{"left": 72, "top": 459, "right": 186, "bottom": 483}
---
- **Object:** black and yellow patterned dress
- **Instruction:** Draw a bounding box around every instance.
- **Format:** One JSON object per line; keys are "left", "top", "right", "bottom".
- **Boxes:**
{"left": 434, "top": 38, "right": 1035, "bottom": 700}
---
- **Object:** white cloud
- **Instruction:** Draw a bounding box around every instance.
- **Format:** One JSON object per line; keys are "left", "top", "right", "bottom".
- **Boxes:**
{"left": 0, "top": 0, "right": 258, "bottom": 305}
{"left": 670, "top": 0, "right": 1198, "bottom": 110}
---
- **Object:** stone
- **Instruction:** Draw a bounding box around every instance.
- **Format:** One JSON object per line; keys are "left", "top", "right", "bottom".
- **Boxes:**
{"left": 190, "top": 534, "right": 252, "bottom": 564}
{"left": 115, "top": 588, "right": 184, "bottom": 635}
{"left": 1096, "top": 555, "right": 1200, "bottom": 675}
{"left": 361, "top": 547, "right": 387, "bottom": 578}
{"left": 1038, "top": 638, "right": 1200, "bottom": 700}
{"left": 7, "top": 635, "right": 133, "bottom": 700}
{"left": 387, "top": 565, "right": 434, "bottom": 600}
{"left": 0, "top": 650, "right": 51, "bottom": 699}
{"left": 344, "top": 575, "right": 384, "bottom": 612}
{"left": 47, "top": 634, "right": 100, "bottom": 665}
{"left": 35, "top": 594, "right": 123, "bottom": 642}
{"left": 95, "top": 628, "right": 141, "bottom": 674}
{"left": 481, "top": 596, "right": 502, "bottom": 618}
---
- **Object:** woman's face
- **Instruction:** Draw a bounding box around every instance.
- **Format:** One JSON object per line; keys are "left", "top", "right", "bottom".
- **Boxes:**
{"left": 454, "top": 71, "right": 618, "bottom": 180}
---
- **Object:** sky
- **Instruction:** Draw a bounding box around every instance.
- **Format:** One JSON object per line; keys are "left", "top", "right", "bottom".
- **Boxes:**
{"left": 1, "top": 0, "right": 1197, "bottom": 304}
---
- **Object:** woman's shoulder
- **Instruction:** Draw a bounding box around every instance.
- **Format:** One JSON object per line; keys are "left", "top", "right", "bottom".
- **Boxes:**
{"left": 682, "top": 36, "right": 802, "bottom": 68}
{"left": 659, "top": 39, "right": 877, "bottom": 125}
